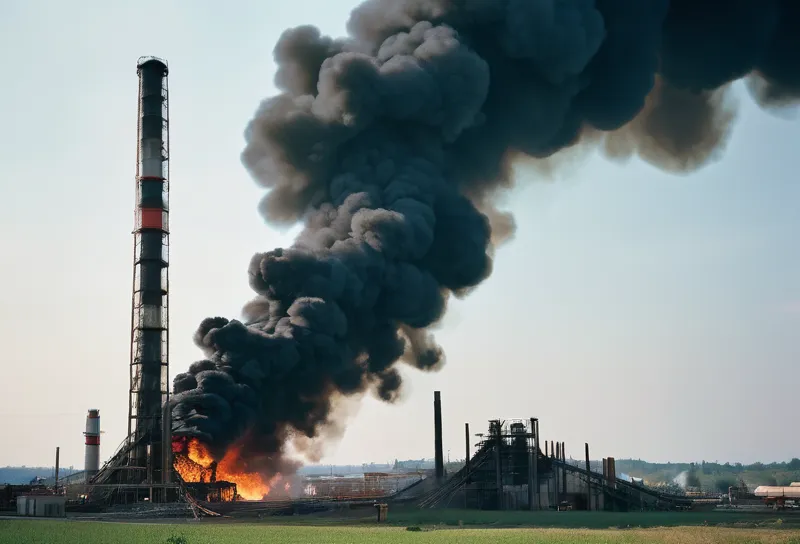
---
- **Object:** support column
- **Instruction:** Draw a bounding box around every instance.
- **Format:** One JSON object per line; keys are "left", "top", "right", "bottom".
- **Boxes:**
{"left": 54, "top": 447, "right": 60, "bottom": 493}
{"left": 533, "top": 419, "right": 540, "bottom": 510}
{"left": 433, "top": 391, "right": 444, "bottom": 483}
{"left": 585, "top": 443, "right": 591, "bottom": 511}
{"left": 493, "top": 421, "right": 503, "bottom": 510}
{"left": 561, "top": 442, "right": 567, "bottom": 497}
{"left": 464, "top": 423, "right": 470, "bottom": 472}
{"left": 528, "top": 418, "right": 536, "bottom": 510}
{"left": 555, "top": 442, "right": 560, "bottom": 507}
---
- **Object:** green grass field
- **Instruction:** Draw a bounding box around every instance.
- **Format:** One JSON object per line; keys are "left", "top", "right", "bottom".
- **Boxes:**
{"left": 329, "top": 507, "right": 800, "bottom": 529}
{"left": 2, "top": 510, "right": 800, "bottom": 544}
{"left": 1, "top": 520, "right": 799, "bottom": 544}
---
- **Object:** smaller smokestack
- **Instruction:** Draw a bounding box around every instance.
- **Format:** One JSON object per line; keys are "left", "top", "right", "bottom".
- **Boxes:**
{"left": 433, "top": 391, "right": 444, "bottom": 483}
{"left": 84, "top": 409, "right": 100, "bottom": 483}
{"left": 608, "top": 457, "right": 616, "bottom": 489}
{"left": 527, "top": 418, "right": 535, "bottom": 511}
{"left": 464, "top": 423, "right": 470, "bottom": 472}
{"left": 585, "top": 443, "right": 590, "bottom": 472}
{"left": 532, "top": 418, "right": 539, "bottom": 510}
{"left": 585, "top": 443, "right": 591, "bottom": 511}
{"left": 54, "top": 447, "right": 60, "bottom": 492}
{"left": 561, "top": 442, "right": 566, "bottom": 496}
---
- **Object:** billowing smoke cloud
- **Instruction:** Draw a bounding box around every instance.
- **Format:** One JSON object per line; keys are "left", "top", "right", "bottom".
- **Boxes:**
{"left": 171, "top": 0, "right": 800, "bottom": 476}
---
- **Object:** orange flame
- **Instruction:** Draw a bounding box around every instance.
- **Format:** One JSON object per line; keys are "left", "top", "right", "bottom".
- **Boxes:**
{"left": 187, "top": 438, "right": 214, "bottom": 468}
{"left": 172, "top": 437, "right": 275, "bottom": 500}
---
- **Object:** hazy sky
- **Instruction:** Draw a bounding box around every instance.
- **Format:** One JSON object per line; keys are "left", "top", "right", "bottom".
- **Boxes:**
{"left": 1, "top": 1, "right": 797, "bottom": 470}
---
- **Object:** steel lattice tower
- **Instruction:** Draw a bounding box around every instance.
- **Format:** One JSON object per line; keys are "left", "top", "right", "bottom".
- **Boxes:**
{"left": 127, "top": 56, "right": 170, "bottom": 484}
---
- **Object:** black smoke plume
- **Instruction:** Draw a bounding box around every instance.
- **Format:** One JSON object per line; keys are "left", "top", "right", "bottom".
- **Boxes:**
{"left": 171, "top": 0, "right": 799, "bottom": 476}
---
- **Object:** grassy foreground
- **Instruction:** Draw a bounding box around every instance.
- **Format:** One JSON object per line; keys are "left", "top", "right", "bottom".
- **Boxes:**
{"left": 313, "top": 507, "right": 800, "bottom": 529}
{"left": 2, "top": 519, "right": 800, "bottom": 544}
{"left": 2, "top": 508, "right": 799, "bottom": 543}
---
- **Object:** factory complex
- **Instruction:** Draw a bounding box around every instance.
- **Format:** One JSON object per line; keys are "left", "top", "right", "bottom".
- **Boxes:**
{"left": 2, "top": 56, "right": 797, "bottom": 522}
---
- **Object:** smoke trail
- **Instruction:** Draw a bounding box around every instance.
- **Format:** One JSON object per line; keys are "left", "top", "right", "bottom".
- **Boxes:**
{"left": 171, "top": 0, "right": 800, "bottom": 476}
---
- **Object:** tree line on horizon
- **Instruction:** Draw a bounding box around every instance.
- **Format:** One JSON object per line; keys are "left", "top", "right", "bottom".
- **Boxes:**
{"left": 616, "top": 458, "right": 800, "bottom": 493}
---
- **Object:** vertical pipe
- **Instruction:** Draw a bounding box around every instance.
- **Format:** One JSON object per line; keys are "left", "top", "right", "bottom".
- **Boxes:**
{"left": 584, "top": 443, "right": 591, "bottom": 473}
{"left": 147, "top": 443, "right": 153, "bottom": 502}
{"left": 533, "top": 418, "right": 539, "bottom": 510}
{"left": 608, "top": 457, "right": 616, "bottom": 488}
{"left": 554, "top": 442, "right": 560, "bottom": 506}
{"left": 545, "top": 441, "right": 548, "bottom": 457}
{"left": 493, "top": 421, "right": 503, "bottom": 509}
{"left": 464, "top": 423, "right": 470, "bottom": 472}
{"left": 433, "top": 391, "right": 444, "bottom": 483}
{"left": 552, "top": 466, "right": 558, "bottom": 508}
{"left": 527, "top": 419, "right": 535, "bottom": 511}
{"left": 585, "top": 443, "right": 591, "bottom": 511}
{"left": 602, "top": 458, "right": 607, "bottom": 510}
{"left": 54, "top": 447, "right": 60, "bottom": 493}
{"left": 561, "top": 442, "right": 567, "bottom": 499}
{"left": 162, "top": 400, "right": 172, "bottom": 487}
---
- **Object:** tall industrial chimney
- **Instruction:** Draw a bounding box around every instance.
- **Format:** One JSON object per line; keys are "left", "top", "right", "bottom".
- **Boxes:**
{"left": 433, "top": 391, "right": 444, "bottom": 483}
{"left": 127, "top": 56, "right": 170, "bottom": 484}
{"left": 84, "top": 409, "right": 100, "bottom": 483}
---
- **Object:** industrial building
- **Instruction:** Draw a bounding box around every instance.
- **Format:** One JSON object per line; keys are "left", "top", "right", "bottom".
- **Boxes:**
{"left": 413, "top": 392, "right": 700, "bottom": 512}
{"left": 16, "top": 495, "right": 66, "bottom": 518}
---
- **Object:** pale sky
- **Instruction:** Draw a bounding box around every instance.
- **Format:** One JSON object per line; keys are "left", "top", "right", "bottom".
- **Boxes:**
{"left": 1, "top": 1, "right": 797, "bottom": 470}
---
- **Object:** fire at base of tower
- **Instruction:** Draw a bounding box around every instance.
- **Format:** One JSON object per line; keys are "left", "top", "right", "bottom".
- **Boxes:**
{"left": 171, "top": 436, "right": 287, "bottom": 500}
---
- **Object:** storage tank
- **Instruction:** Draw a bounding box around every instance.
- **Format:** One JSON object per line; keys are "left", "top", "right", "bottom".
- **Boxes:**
{"left": 753, "top": 486, "right": 800, "bottom": 499}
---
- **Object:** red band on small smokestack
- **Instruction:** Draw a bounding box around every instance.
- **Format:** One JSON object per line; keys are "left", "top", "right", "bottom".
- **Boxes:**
{"left": 85, "top": 435, "right": 100, "bottom": 446}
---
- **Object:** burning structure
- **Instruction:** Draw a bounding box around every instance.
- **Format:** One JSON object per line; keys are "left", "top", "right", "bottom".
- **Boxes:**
{"left": 171, "top": 437, "right": 274, "bottom": 500}
{"left": 166, "top": 0, "right": 800, "bottom": 494}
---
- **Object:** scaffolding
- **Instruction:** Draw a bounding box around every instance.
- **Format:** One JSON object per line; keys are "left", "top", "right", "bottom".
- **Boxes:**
{"left": 89, "top": 57, "right": 172, "bottom": 504}
{"left": 461, "top": 419, "right": 547, "bottom": 510}
{"left": 417, "top": 415, "right": 696, "bottom": 513}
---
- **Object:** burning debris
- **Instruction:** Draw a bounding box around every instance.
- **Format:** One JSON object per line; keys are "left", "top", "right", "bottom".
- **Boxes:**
{"left": 170, "top": 0, "right": 800, "bottom": 494}
{"left": 172, "top": 437, "right": 277, "bottom": 500}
